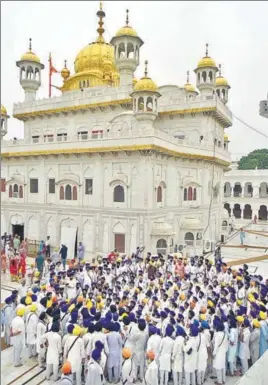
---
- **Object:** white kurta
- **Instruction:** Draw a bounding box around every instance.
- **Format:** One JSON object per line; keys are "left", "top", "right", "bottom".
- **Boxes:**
{"left": 147, "top": 334, "right": 161, "bottom": 358}
{"left": 10, "top": 316, "right": 26, "bottom": 347}
{"left": 213, "top": 332, "right": 228, "bottom": 370}
{"left": 25, "top": 312, "right": 39, "bottom": 345}
{"left": 41, "top": 331, "right": 62, "bottom": 365}
{"left": 144, "top": 360, "right": 159, "bottom": 385}
{"left": 121, "top": 358, "right": 134, "bottom": 385}
{"left": 159, "top": 336, "right": 174, "bottom": 371}
{"left": 197, "top": 333, "right": 209, "bottom": 371}
{"left": 64, "top": 335, "right": 85, "bottom": 373}
{"left": 172, "top": 336, "right": 184, "bottom": 372}
{"left": 183, "top": 337, "right": 198, "bottom": 373}
{"left": 36, "top": 321, "right": 46, "bottom": 354}
{"left": 86, "top": 359, "right": 104, "bottom": 385}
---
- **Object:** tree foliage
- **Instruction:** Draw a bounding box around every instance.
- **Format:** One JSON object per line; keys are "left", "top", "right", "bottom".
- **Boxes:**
{"left": 238, "top": 149, "right": 268, "bottom": 170}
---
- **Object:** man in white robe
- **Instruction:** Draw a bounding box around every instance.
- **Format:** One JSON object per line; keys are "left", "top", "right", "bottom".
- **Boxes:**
{"left": 63, "top": 326, "right": 85, "bottom": 385}
{"left": 25, "top": 303, "right": 39, "bottom": 357}
{"left": 10, "top": 307, "right": 26, "bottom": 367}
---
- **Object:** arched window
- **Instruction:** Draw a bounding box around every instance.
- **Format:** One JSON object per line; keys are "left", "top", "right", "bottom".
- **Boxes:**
{"left": 184, "top": 188, "right": 187, "bottom": 201}
{"left": 216, "top": 89, "right": 220, "bottom": 97}
{"left": 35, "top": 68, "right": 40, "bottom": 82}
{"left": 127, "top": 42, "right": 134, "bottom": 59}
{"left": 156, "top": 239, "right": 167, "bottom": 248}
{"left": 60, "top": 186, "right": 64, "bottom": 200}
{"left": 19, "top": 185, "right": 23, "bottom": 198}
{"left": 118, "top": 43, "right": 125, "bottom": 59}
{"left": 197, "top": 73, "right": 200, "bottom": 83}
{"left": 185, "top": 232, "right": 194, "bottom": 246}
{"left": 65, "top": 184, "right": 72, "bottom": 200}
{"left": 146, "top": 97, "right": 153, "bottom": 112}
{"left": 157, "top": 186, "right": 162, "bottom": 203}
{"left": 114, "top": 185, "right": 125, "bottom": 202}
{"left": 209, "top": 71, "right": 213, "bottom": 82}
{"left": 222, "top": 89, "right": 226, "bottom": 98}
{"left": 188, "top": 187, "right": 193, "bottom": 201}
{"left": 138, "top": 96, "right": 144, "bottom": 111}
{"left": 202, "top": 71, "right": 207, "bottom": 83}
{"left": 9, "top": 185, "right": 13, "bottom": 198}
{"left": 13, "top": 184, "right": 19, "bottom": 194}
{"left": 193, "top": 188, "right": 197, "bottom": 201}
{"left": 73, "top": 186, "right": 77, "bottom": 201}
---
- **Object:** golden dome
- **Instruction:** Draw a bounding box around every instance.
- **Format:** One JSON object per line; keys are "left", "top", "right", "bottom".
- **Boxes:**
{"left": 116, "top": 26, "right": 137, "bottom": 37}
{"left": 224, "top": 133, "right": 229, "bottom": 141}
{"left": 115, "top": 10, "right": 138, "bottom": 37}
{"left": 216, "top": 65, "right": 230, "bottom": 87}
{"left": 134, "top": 61, "right": 157, "bottom": 92}
{"left": 1, "top": 105, "right": 7, "bottom": 115}
{"left": 61, "top": 61, "right": 70, "bottom": 80}
{"left": 20, "top": 38, "right": 40, "bottom": 63}
{"left": 184, "top": 71, "right": 196, "bottom": 93}
{"left": 216, "top": 76, "right": 228, "bottom": 86}
{"left": 197, "top": 44, "right": 216, "bottom": 69}
{"left": 61, "top": 3, "right": 119, "bottom": 92}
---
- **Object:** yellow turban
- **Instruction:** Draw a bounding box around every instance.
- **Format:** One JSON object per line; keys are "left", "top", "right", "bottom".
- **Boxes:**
{"left": 180, "top": 293, "right": 186, "bottom": 301}
{"left": 34, "top": 271, "right": 40, "bottom": 277}
{"left": 208, "top": 300, "right": 214, "bottom": 308}
{"left": 30, "top": 304, "right": 37, "bottom": 312}
{"left": 200, "top": 314, "right": 206, "bottom": 321}
{"left": 236, "top": 299, "right": 242, "bottom": 306}
{"left": 97, "top": 302, "right": 104, "bottom": 310}
{"left": 259, "top": 311, "right": 267, "bottom": 320}
{"left": 154, "top": 301, "right": 160, "bottom": 308}
{"left": 236, "top": 316, "right": 244, "bottom": 323}
{"left": 25, "top": 296, "right": 32, "bottom": 305}
{"left": 142, "top": 298, "right": 149, "bottom": 304}
{"left": 46, "top": 299, "right": 53, "bottom": 308}
{"left": 116, "top": 258, "right": 122, "bottom": 263}
{"left": 17, "top": 308, "right": 25, "bottom": 316}
{"left": 86, "top": 300, "right": 93, "bottom": 309}
{"left": 41, "top": 285, "right": 47, "bottom": 290}
{"left": 237, "top": 276, "right": 243, "bottom": 281}
{"left": 121, "top": 313, "right": 128, "bottom": 319}
{"left": 253, "top": 319, "right": 260, "bottom": 328}
{"left": 68, "top": 304, "right": 75, "bottom": 313}
{"left": 135, "top": 288, "right": 140, "bottom": 294}
{"left": 73, "top": 326, "right": 81, "bottom": 336}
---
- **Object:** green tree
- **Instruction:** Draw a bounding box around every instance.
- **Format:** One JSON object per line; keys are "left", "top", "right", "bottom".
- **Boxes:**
{"left": 238, "top": 149, "right": 268, "bottom": 170}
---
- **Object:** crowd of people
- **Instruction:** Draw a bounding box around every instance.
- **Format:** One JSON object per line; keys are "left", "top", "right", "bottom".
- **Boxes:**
{"left": 1, "top": 235, "right": 268, "bottom": 385}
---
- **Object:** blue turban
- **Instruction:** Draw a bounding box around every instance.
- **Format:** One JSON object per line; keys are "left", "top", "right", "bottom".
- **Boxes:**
{"left": 190, "top": 325, "right": 199, "bottom": 337}
{"left": 92, "top": 349, "right": 101, "bottom": 361}
{"left": 67, "top": 324, "right": 75, "bottom": 334}
{"left": 113, "top": 313, "right": 119, "bottom": 321}
{"left": 165, "top": 324, "right": 174, "bottom": 337}
{"left": 193, "top": 319, "right": 199, "bottom": 326}
{"left": 114, "top": 322, "right": 121, "bottom": 332}
{"left": 176, "top": 326, "right": 185, "bottom": 336}
{"left": 5, "top": 296, "right": 12, "bottom": 304}
{"left": 244, "top": 319, "right": 250, "bottom": 328}
{"left": 81, "top": 308, "right": 90, "bottom": 319}
{"left": 90, "top": 307, "right": 96, "bottom": 316}
{"left": 83, "top": 318, "right": 91, "bottom": 328}
{"left": 95, "top": 340, "right": 104, "bottom": 350}
{"left": 88, "top": 323, "right": 95, "bottom": 333}
{"left": 160, "top": 311, "right": 167, "bottom": 319}
{"left": 61, "top": 304, "right": 69, "bottom": 313}
{"left": 105, "top": 311, "right": 113, "bottom": 321}
{"left": 201, "top": 321, "right": 209, "bottom": 329}
{"left": 128, "top": 313, "right": 136, "bottom": 322}
{"left": 51, "top": 322, "right": 60, "bottom": 332}
{"left": 149, "top": 325, "right": 157, "bottom": 335}
{"left": 70, "top": 312, "right": 78, "bottom": 323}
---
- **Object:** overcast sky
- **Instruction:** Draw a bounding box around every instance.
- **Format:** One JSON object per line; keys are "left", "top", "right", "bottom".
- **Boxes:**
{"left": 1, "top": 1, "right": 268, "bottom": 159}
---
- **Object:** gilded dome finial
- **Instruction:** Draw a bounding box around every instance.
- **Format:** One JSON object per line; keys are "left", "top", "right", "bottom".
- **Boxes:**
{"left": 186, "top": 70, "right": 189, "bottom": 83}
{"left": 29, "top": 38, "right": 32, "bottom": 52}
{"left": 96, "top": 2, "right": 106, "bottom": 43}
{"left": 64, "top": 60, "right": 67, "bottom": 68}
{"left": 219, "top": 63, "right": 222, "bottom": 76}
{"left": 205, "top": 43, "right": 209, "bottom": 57}
{"left": 126, "top": 9, "right": 129, "bottom": 25}
{"left": 144, "top": 60, "right": 148, "bottom": 77}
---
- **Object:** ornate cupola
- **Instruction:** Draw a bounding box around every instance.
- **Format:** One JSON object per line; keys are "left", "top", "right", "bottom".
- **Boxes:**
{"left": 130, "top": 60, "right": 161, "bottom": 127}
{"left": 110, "top": 9, "right": 144, "bottom": 87}
{"left": 16, "top": 38, "right": 44, "bottom": 102}
{"left": 194, "top": 43, "right": 218, "bottom": 97}
{"left": 216, "top": 64, "right": 231, "bottom": 104}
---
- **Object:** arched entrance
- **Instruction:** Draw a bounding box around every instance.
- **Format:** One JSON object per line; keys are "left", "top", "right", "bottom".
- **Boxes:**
{"left": 184, "top": 232, "right": 194, "bottom": 246}
{"left": 244, "top": 182, "right": 253, "bottom": 197}
{"left": 233, "top": 183, "right": 242, "bottom": 197}
{"left": 156, "top": 238, "right": 167, "bottom": 255}
{"left": 224, "top": 203, "right": 231, "bottom": 216}
{"left": 233, "top": 204, "right": 241, "bottom": 218}
{"left": 259, "top": 182, "right": 268, "bottom": 198}
{"left": 259, "top": 205, "right": 268, "bottom": 221}
{"left": 243, "top": 204, "right": 252, "bottom": 220}
{"left": 224, "top": 182, "right": 231, "bottom": 197}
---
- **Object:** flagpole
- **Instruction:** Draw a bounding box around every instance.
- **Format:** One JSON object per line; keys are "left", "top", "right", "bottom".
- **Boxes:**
{"left": 49, "top": 52, "right": 52, "bottom": 98}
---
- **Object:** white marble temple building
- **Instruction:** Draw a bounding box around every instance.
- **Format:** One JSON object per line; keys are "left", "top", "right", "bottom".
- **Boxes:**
{"left": 1, "top": 4, "right": 232, "bottom": 259}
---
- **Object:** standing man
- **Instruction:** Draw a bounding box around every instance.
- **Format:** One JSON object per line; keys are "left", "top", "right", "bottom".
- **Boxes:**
{"left": 10, "top": 308, "right": 26, "bottom": 367}
{"left": 86, "top": 349, "right": 104, "bottom": 385}
{"left": 77, "top": 242, "right": 85, "bottom": 262}
{"left": 45, "top": 236, "right": 51, "bottom": 258}
{"left": 240, "top": 228, "right": 246, "bottom": 245}
{"left": 13, "top": 234, "right": 20, "bottom": 252}
{"left": 60, "top": 244, "right": 68, "bottom": 269}
{"left": 36, "top": 251, "right": 45, "bottom": 275}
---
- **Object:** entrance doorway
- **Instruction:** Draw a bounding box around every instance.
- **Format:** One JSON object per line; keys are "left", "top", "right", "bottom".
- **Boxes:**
{"left": 12, "top": 224, "right": 24, "bottom": 242}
